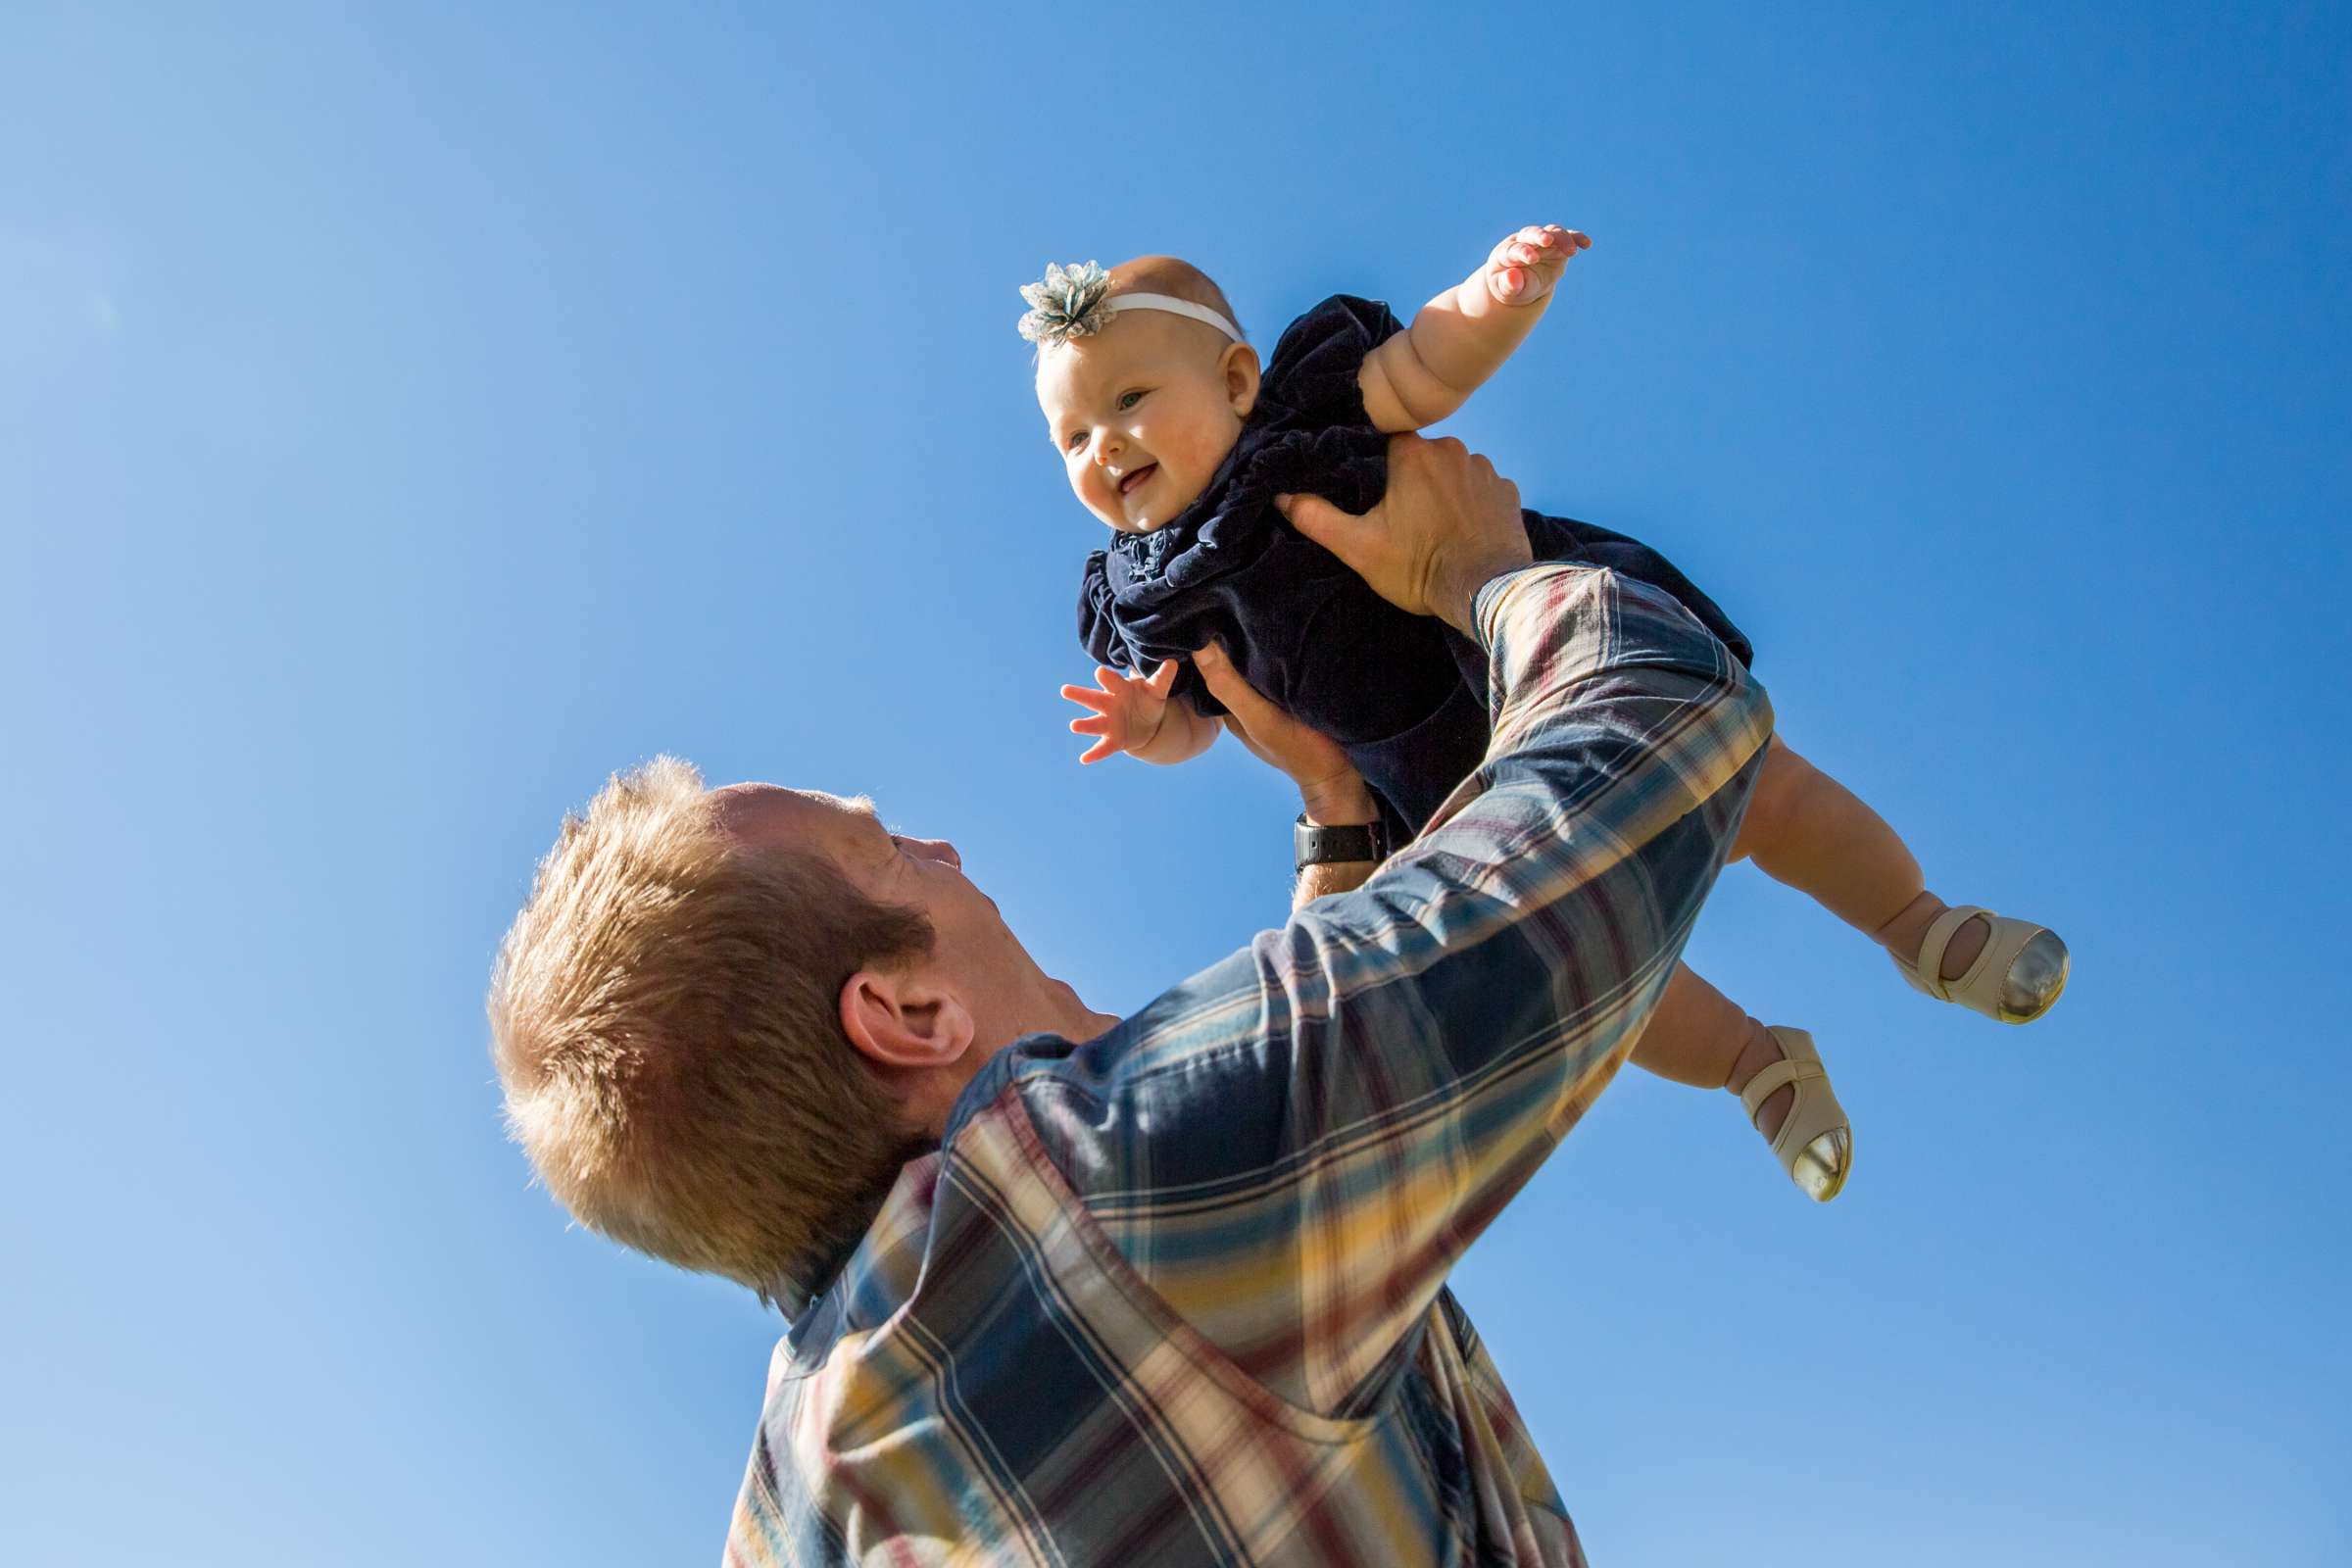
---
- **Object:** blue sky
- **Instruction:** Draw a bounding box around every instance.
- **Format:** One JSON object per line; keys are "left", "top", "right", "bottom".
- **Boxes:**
{"left": 3, "top": 2, "right": 2347, "bottom": 1561}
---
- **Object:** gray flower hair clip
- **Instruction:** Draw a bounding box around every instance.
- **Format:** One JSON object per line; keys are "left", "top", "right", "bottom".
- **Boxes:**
{"left": 1017, "top": 261, "right": 1116, "bottom": 348}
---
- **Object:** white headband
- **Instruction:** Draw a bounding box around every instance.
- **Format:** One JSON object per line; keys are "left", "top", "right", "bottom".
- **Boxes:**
{"left": 1104, "top": 292, "right": 1246, "bottom": 344}
{"left": 1016, "top": 261, "right": 1247, "bottom": 349}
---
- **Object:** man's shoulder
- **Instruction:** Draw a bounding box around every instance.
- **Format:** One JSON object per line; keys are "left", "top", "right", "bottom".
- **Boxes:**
{"left": 944, "top": 942, "right": 1293, "bottom": 1205}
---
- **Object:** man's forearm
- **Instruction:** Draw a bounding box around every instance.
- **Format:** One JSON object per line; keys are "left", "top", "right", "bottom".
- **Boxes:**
{"left": 1293, "top": 857, "right": 1375, "bottom": 911}
{"left": 1298, "top": 556, "right": 1766, "bottom": 909}
{"left": 1071, "top": 559, "right": 1771, "bottom": 1423}
{"left": 1291, "top": 779, "right": 1381, "bottom": 912}
{"left": 1142, "top": 562, "right": 1772, "bottom": 1415}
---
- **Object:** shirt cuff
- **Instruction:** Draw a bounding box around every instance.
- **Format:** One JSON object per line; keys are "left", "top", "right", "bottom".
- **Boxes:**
{"left": 1472, "top": 563, "right": 1548, "bottom": 653}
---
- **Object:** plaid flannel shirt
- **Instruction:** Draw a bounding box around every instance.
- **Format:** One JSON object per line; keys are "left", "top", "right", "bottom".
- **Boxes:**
{"left": 728, "top": 564, "right": 1773, "bottom": 1566}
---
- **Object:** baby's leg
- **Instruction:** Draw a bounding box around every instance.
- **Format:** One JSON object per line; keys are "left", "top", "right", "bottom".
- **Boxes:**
{"left": 1636, "top": 965, "right": 1852, "bottom": 1200}
{"left": 1736, "top": 736, "right": 2069, "bottom": 1021}
{"left": 1635, "top": 964, "right": 1808, "bottom": 1143}
{"left": 1735, "top": 736, "right": 1991, "bottom": 980}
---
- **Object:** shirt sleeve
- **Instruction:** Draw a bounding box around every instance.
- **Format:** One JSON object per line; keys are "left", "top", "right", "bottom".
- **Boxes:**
{"left": 997, "top": 563, "right": 1773, "bottom": 1419}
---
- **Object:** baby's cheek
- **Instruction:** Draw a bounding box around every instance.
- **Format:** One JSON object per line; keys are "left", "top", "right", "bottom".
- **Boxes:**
{"left": 1167, "top": 421, "right": 1242, "bottom": 508}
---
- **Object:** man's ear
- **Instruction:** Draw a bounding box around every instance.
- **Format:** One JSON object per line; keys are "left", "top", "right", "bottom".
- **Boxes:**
{"left": 1221, "top": 342, "right": 1261, "bottom": 419}
{"left": 838, "top": 966, "right": 975, "bottom": 1073}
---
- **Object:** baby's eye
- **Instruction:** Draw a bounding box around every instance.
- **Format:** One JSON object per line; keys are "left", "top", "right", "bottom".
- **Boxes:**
{"left": 1117, "top": 390, "right": 1145, "bottom": 411}
{"left": 1065, "top": 429, "right": 1089, "bottom": 453}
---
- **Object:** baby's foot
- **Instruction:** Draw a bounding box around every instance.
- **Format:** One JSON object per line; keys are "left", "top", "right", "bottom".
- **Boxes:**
{"left": 1879, "top": 895, "right": 2070, "bottom": 1024}
{"left": 1483, "top": 223, "right": 1591, "bottom": 307}
{"left": 1728, "top": 1023, "right": 1852, "bottom": 1202}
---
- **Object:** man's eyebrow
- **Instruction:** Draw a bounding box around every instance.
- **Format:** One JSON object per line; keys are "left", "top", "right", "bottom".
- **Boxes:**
{"left": 838, "top": 795, "right": 897, "bottom": 847}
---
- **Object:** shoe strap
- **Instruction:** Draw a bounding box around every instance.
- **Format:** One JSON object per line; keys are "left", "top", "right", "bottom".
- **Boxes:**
{"left": 1739, "top": 1028, "right": 1824, "bottom": 1119}
{"left": 1906, "top": 905, "right": 1992, "bottom": 1003}
{"left": 1742, "top": 1026, "right": 1852, "bottom": 1166}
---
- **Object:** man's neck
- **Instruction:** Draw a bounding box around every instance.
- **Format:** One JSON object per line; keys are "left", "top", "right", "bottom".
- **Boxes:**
{"left": 1022, "top": 981, "right": 1123, "bottom": 1054}
{"left": 920, "top": 995, "right": 1122, "bottom": 1141}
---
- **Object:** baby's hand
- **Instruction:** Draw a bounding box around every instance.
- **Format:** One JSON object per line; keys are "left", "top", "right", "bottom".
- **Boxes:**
{"left": 1483, "top": 223, "right": 1591, "bottom": 307}
{"left": 1060, "top": 661, "right": 1180, "bottom": 764}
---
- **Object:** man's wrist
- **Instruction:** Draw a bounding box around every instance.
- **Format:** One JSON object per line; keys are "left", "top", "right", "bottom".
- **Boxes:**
{"left": 1298, "top": 779, "right": 1378, "bottom": 828}
{"left": 1295, "top": 812, "right": 1391, "bottom": 869}
{"left": 1435, "top": 548, "right": 1534, "bottom": 637}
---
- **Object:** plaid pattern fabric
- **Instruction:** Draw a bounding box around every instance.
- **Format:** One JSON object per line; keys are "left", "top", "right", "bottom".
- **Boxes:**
{"left": 728, "top": 565, "right": 1773, "bottom": 1566}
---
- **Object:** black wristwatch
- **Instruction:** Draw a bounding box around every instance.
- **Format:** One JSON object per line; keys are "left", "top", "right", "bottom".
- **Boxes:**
{"left": 1294, "top": 811, "right": 1391, "bottom": 869}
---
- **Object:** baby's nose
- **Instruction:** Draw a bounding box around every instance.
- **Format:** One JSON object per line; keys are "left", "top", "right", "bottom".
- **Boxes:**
{"left": 1091, "top": 431, "right": 1122, "bottom": 465}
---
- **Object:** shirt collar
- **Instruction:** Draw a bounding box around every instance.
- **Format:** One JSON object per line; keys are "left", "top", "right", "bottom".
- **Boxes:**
{"left": 766, "top": 1146, "right": 943, "bottom": 1320}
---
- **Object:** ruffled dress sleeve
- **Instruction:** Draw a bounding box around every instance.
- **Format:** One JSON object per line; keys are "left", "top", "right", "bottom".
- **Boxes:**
{"left": 1256, "top": 295, "right": 1405, "bottom": 430}
{"left": 1075, "top": 549, "right": 1129, "bottom": 670}
{"left": 1187, "top": 295, "right": 1406, "bottom": 565}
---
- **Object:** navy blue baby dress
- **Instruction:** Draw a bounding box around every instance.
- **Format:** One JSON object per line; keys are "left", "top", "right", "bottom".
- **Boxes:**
{"left": 1076, "top": 294, "right": 1752, "bottom": 838}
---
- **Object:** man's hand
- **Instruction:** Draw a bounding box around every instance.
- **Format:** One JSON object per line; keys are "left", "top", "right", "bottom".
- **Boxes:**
{"left": 1276, "top": 435, "right": 1532, "bottom": 635}
{"left": 1060, "top": 662, "right": 1178, "bottom": 764}
{"left": 1192, "top": 642, "right": 1376, "bottom": 828}
{"left": 1481, "top": 223, "right": 1590, "bottom": 308}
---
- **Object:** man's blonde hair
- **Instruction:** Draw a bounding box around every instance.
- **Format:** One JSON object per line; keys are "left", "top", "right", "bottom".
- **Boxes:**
{"left": 487, "top": 757, "right": 932, "bottom": 1298}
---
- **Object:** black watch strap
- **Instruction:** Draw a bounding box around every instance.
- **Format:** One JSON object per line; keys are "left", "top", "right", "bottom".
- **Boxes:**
{"left": 1295, "top": 812, "right": 1389, "bottom": 868}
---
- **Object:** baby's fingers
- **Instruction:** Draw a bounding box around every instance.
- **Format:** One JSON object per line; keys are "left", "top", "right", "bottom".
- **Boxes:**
{"left": 1506, "top": 226, "right": 1590, "bottom": 267}
{"left": 1060, "top": 682, "right": 1116, "bottom": 714}
{"left": 1068, "top": 712, "right": 1121, "bottom": 764}
{"left": 1518, "top": 224, "right": 1588, "bottom": 251}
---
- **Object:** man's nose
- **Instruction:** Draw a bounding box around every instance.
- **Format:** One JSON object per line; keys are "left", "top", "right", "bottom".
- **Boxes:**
{"left": 906, "top": 835, "right": 960, "bottom": 869}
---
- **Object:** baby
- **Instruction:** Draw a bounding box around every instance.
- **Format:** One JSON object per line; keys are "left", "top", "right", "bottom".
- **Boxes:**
{"left": 1023, "top": 229, "right": 2069, "bottom": 1200}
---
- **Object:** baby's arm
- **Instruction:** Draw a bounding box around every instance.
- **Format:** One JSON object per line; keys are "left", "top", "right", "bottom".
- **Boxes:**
{"left": 1358, "top": 224, "right": 1590, "bottom": 434}
{"left": 1061, "top": 660, "right": 1222, "bottom": 766}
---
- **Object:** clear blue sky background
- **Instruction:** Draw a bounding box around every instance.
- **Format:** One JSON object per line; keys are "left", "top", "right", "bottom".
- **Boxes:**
{"left": 5, "top": 2, "right": 2347, "bottom": 1562}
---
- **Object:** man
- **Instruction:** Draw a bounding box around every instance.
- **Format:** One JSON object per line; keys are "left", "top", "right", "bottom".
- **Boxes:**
{"left": 489, "top": 436, "right": 1772, "bottom": 1564}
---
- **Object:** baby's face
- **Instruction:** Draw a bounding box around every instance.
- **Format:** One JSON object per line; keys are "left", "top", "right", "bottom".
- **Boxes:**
{"left": 1036, "top": 312, "right": 1257, "bottom": 534}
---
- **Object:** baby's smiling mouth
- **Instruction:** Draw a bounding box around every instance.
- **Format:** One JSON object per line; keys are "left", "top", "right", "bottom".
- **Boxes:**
{"left": 1118, "top": 464, "right": 1157, "bottom": 497}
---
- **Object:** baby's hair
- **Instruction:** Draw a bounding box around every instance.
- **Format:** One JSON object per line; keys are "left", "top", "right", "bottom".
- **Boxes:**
{"left": 1107, "top": 256, "right": 1246, "bottom": 341}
